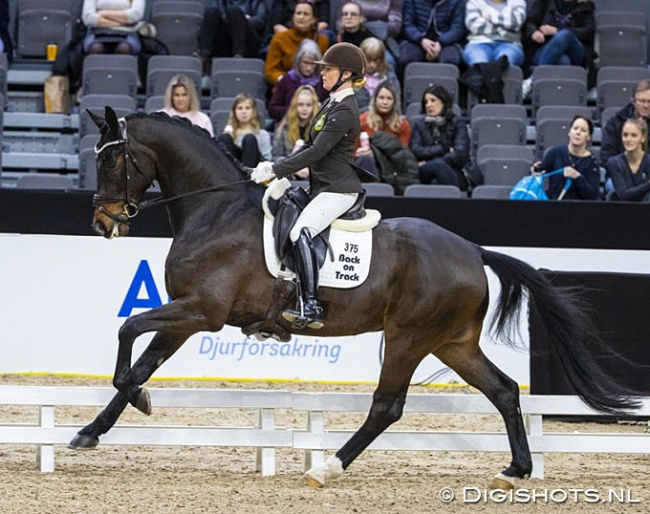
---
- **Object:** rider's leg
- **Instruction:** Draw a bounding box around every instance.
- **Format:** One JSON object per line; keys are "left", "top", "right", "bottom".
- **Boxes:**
{"left": 283, "top": 192, "right": 358, "bottom": 329}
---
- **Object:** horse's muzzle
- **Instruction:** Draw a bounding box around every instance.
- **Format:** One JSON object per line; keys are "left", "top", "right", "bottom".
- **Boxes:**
{"left": 93, "top": 204, "right": 131, "bottom": 239}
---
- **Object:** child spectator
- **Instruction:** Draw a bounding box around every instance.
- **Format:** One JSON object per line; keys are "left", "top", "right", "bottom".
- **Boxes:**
{"left": 606, "top": 118, "right": 650, "bottom": 202}
{"left": 219, "top": 93, "right": 272, "bottom": 167}
{"left": 159, "top": 75, "right": 214, "bottom": 137}
{"left": 355, "top": 37, "right": 400, "bottom": 113}
{"left": 272, "top": 85, "right": 321, "bottom": 179}
{"left": 268, "top": 39, "right": 328, "bottom": 123}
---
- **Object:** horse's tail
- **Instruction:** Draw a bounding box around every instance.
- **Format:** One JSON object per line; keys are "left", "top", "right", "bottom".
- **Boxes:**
{"left": 479, "top": 247, "right": 640, "bottom": 414}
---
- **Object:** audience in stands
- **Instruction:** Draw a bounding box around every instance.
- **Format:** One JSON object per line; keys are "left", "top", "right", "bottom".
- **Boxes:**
{"left": 336, "top": 1, "right": 373, "bottom": 46}
{"left": 355, "top": 37, "right": 400, "bottom": 113}
{"left": 265, "top": 1, "right": 330, "bottom": 87}
{"left": 354, "top": 0, "right": 403, "bottom": 69}
{"left": 195, "top": 0, "right": 268, "bottom": 69}
{"left": 354, "top": 80, "right": 414, "bottom": 182}
{"left": 272, "top": 85, "right": 321, "bottom": 179}
{"left": 81, "top": 0, "right": 146, "bottom": 55}
{"left": 606, "top": 118, "right": 650, "bottom": 202}
{"left": 266, "top": 0, "right": 332, "bottom": 48}
{"left": 534, "top": 115, "right": 599, "bottom": 200}
{"left": 410, "top": 84, "right": 469, "bottom": 190}
{"left": 159, "top": 74, "right": 214, "bottom": 137}
{"left": 219, "top": 93, "right": 272, "bottom": 167}
{"left": 0, "top": 0, "right": 13, "bottom": 62}
{"left": 398, "top": 0, "right": 466, "bottom": 79}
{"left": 601, "top": 79, "right": 650, "bottom": 166}
{"left": 462, "top": 0, "right": 526, "bottom": 67}
{"left": 523, "top": 0, "right": 596, "bottom": 84}
{"left": 268, "top": 39, "right": 328, "bottom": 123}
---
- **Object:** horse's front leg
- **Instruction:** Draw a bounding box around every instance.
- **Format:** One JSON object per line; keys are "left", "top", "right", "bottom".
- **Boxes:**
{"left": 304, "top": 340, "right": 424, "bottom": 487}
{"left": 112, "top": 299, "right": 210, "bottom": 413}
{"left": 69, "top": 330, "right": 192, "bottom": 449}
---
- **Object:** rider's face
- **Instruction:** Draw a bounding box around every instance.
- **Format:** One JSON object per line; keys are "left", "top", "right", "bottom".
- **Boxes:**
{"left": 321, "top": 65, "right": 349, "bottom": 91}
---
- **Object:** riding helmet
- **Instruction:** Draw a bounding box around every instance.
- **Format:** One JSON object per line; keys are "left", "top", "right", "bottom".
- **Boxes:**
{"left": 314, "top": 42, "right": 366, "bottom": 80}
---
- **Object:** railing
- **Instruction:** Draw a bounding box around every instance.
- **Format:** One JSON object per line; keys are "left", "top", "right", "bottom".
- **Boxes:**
{"left": 1, "top": 386, "right": 648, "bottom": 477}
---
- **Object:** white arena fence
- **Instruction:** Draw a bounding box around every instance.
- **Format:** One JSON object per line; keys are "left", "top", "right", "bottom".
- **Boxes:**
{"left": 0, "top": 386, "right": 649, "bottom": 477}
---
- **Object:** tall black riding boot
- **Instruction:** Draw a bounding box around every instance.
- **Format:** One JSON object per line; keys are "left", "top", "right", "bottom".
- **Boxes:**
{"left": 282, "top": 228, "right": 324, "bottom": 330}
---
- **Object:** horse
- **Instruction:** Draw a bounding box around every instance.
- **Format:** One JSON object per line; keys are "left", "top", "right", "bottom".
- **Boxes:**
{"left": 69, "top": 106, "right": 638, "bottom": 489}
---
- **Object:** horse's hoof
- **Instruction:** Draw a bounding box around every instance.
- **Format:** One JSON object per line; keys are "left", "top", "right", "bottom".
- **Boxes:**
{"left": 303, "top": 473, "right": 324, "bottom": 489}
{"left": 68, "top": 433, "right": 99, "bottom": 450}
{"left": 490, "top": 473, "right": 516, "bottom": 490}
{"left": 132, "top": 387, "right": 152, "bottom": 415}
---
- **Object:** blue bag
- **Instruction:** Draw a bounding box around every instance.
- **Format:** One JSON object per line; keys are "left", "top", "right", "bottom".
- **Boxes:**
{"left": 509, "top": 169, "right": 565, "bottom": 201}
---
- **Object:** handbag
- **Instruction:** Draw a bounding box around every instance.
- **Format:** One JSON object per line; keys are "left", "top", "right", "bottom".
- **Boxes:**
{"left": 509, "top": 168, "right": 566, "bottom": 200}
{"left": 44, "top": 75, "right": 70, "bottom": 114}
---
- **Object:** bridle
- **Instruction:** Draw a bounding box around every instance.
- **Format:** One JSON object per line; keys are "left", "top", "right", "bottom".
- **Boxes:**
{"left": 92, "top": 117, "right": 253, "bottom": 225}
{"left": 93, "top": 118, "right": 154, "bottom": 225}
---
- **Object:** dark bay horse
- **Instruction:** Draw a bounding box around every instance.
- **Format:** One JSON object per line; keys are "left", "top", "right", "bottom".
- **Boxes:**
{"left": 70, "top": 107, "right": 638, "bottom": 488}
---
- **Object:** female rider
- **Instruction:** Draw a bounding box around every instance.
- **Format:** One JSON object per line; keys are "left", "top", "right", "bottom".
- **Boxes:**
{"left": 251, "top": 42, "right": 368, "bottom": 330}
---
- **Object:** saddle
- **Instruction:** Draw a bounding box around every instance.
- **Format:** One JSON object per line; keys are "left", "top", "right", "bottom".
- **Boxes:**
{"left": 270, "top": 184, "right": 367, "bottom": 273}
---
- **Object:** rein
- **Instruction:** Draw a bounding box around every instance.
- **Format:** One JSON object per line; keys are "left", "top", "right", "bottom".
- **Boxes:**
{"left": 93, "top": 118, "right": 251, "bottom": 223}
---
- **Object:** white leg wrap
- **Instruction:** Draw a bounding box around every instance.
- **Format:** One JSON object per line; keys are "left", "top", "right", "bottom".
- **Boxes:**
{"left": 305, "top": 455, "right": 344, "bottom": 486}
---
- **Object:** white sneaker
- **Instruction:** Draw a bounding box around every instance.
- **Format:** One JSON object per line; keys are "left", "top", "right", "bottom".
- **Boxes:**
{"left": 522, "top": 78, "right": 532, "bottom": 101}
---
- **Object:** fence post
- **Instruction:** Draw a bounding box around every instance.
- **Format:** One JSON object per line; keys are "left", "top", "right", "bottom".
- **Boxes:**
{"left": 255, "top": 408, "right": 276, "bottom": 476}
{"left": 37, "top": 405, "right": 55, "bottom": 473}
{"left": 303, "top": 410, "right": 325, "bottom": 471}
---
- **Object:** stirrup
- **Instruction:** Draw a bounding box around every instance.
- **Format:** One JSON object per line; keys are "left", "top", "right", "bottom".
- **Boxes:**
{"left": 282, "top": 299, "right": 324, "bottom": 330}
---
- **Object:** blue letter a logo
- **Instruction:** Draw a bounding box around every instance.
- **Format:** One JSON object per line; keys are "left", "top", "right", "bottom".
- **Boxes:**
{"left": 118, "top": 260, "right": 163, "bottom": 317}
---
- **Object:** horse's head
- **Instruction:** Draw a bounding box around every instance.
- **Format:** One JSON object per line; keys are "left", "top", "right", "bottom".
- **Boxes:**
{"left": 90, "top": 106, "right": 156, "bottom": 239}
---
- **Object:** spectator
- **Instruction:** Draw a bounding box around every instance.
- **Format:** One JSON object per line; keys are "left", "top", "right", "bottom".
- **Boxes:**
{"left": 523, "top": 0, "right": 596, "bottom": 83}
{"left": 159, "top": 75, "right": 214, "bottom": 137}
{"left": 354, "top": 80, "right": 413, "bottom": 181}
{"left": 268, "top": 39, "right": 328, "bottom": 123}
{"left": 355, "top": 37, "right": 400, "bottom": 113}
{"left": 272, "top": 85, "right": 321, "bottom": 179}
{"left": 336, "top": 1, "right": 373, "bottom": 47}
{"left": 219, "top": 93, "right": 272, "bottom": 167}
{"left": 265, "top": 1, "right": 330, "bottom": 86}
{"left": 410, "top": 84, "right": 469, "bottom": 189}
{"left": 195, "top": 0, "right": 268, "bottom": 69}
{"left": 0, "top": 0, "right": 13, "bottom": 62}
{"left": 81, "top": 0, "right": 145, "bottom": 55}
{"left": 533, "top": 115, "right": 599, "bottom": 200}
{"left": 606, "top": 118, "right": 650, "bottom": 202}
{"left": 601, "top": 80, "right": 650, "bottom": 166}
{"left": 266, "top": 0, "right": 332, "bottom": 44}
{"left": 398, "top": 0, "right": 466, "bottom": 78}
{"left": 355, "top": 0, "right": 403, "bottom": 69}
{"left": 462, "top": 0, "right": 526, "bottom": 67}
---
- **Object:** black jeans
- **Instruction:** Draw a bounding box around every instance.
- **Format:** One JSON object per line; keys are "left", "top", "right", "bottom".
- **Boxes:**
{"left": 199, "top": 3, "right": 261, "bottom": 57}
{"left": 419, "top": 158, "right": 467, "bottom": 190}
{"left": 219, "top": 133, "right": 262, "bottom": 168}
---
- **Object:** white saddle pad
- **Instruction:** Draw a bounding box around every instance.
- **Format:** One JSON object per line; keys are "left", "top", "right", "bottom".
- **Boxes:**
{"left": 262, "top": 179, "right": 378, "bottom": 289}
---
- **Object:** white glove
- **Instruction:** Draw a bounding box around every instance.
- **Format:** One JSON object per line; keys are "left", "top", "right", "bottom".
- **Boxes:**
{"left": 251, "top": 161, "right": 276, "bottom": 184}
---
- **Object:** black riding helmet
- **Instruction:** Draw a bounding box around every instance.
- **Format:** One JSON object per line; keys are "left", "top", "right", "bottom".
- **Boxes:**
{"left": 314, "top": 42, "right": 367, "bottom": 91}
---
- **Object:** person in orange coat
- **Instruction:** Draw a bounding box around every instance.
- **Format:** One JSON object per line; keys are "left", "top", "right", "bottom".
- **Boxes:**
{"left": 265, "top": 1, "right": 329, "bottom": 86}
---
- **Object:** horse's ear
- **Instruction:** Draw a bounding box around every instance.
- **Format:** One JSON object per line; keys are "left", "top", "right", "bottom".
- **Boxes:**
{"left": 104, "top": 106, "right": 120, "bottom": 134}
{"left": 87, "top": 109, "right": 106, "bottom": 130}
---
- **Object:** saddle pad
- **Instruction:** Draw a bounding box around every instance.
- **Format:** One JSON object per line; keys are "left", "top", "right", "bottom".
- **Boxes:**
{"left": 263, "top": 216, "right": 372, "bottom": 289}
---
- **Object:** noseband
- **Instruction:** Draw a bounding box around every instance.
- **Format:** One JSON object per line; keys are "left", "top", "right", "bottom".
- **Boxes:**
{"left": 93, "top": 118, "right": 154, "bottom": 225}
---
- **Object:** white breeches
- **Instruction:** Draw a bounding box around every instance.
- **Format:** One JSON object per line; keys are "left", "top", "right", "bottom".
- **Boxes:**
{"left": 290, "top": 192, "right": 358, "bottom": 242}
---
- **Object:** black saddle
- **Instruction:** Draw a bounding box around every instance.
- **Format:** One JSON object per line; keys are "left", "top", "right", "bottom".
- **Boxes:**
{"left": 271, "top": 186, "right": 366, "bottom": 272}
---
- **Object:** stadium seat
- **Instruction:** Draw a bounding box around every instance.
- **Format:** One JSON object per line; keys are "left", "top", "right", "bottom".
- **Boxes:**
{"left": 470, "top": 104, "right": 527, "bottom": 157}
{"left": 78, "top": 94, "right": 137, "bottom": 139}
{"left": 596, "top": 25, "right": 648, "bottom": 68}
{"left": 471, "top": 185, "right": 513, "bottom": 199}
{"left": 82, "top": 55, "right": 139, "bottom": 99}
{"left": 362, "top": 182, "right": 395, "bottom": 197}
{"left": 531, "top": 65, "right": 587, "bottom": 117}
{"left": 16, "top": 174, "right": 75, "bottom": 189}
{"left": 403, "top": 184, "right": 463, "bottom": 198}
{"left": 16, "top": 0, "right": 72, "bottom": 59}
{"left": 596, "top": 67, "right": 650, "bottom": 119}
{"left": 146, "top": 55, "right": 202, "bottom": 97}
{"left": 211, "top": 70, "right": 266, "bottom": 100}
{"left": 151, "top": 4, "right": 203, "bottom": 56}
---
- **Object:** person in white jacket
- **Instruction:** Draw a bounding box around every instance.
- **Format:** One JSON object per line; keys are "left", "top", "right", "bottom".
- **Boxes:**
{"left": 462, "top": 0, "right": 526, "bottom": 67}
{"left": 82, "top": 0, "right": 146, "bottom": 54}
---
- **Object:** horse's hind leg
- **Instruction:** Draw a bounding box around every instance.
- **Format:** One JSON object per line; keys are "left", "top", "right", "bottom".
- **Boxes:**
{"left": 436, "top": 343, "right": 532, "bottom": 487}
{"left": 113, "top": 299, "right": 208, "bottom": 412}
{"left": 68, "top": 331, "right": 191, "bottom": 449}
{"left": 304, "top": 339, "right": 425, "bottom": 487}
